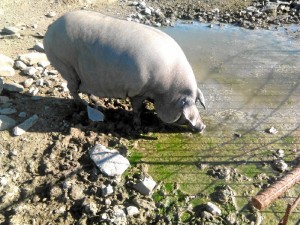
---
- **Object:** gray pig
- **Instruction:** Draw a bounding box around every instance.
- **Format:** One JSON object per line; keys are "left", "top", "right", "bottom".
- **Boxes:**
{"left": 44, "top": 10, "right": 206, "bottom": 132}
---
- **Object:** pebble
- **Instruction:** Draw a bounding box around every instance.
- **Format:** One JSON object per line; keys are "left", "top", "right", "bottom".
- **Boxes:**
{"left": 1, "top": 26, "right": 19, "bottom": 35}
{"left": 112, "top": 205, "right": 127, "bottom": 224}
{"left": 3, "top": 82, "right": 24, "bottom": 93}
{"left": 0, "top": 96, "right": 10, "bottom": 104}
{"left": 102, "top": 184, "right": 114, "bottom": 196}
{"left": 0, "top": 176, "right": 8, "bottom": 186}
{"left": 205, "top": 202, "right": 222, "bottom": 216}
{"left": 126, "top": 206, "right": 139, "bottom": 216}
{"left": 266, "top": 126, "right": 278, "bottom": 134}
{"left": 23, "top": 78, "right": 34, "bottom": 88}
{"left": 18, "top": 112, "right": 27, "bottom": 118}
{"left": 87, "top": 105, "right": 105, "bottom": 122}
{"left": 275, "top": 149, "right": 285, "bottom": 158}
{"left": 23, "top": 66, "right": 37, "bottom": 76}
{"left": 36, "top": 79, "right": 44, "bottom": 86}
{"left": 144, "top": 8, "right": 152, "bottom": 15}
{"left": 139, "top": 1, "right": 146, "bottom": 9}
{"left": 14, "top": 60, "right": 27, "bottom": 70}
{"left": 13, "top": 114, "right": 39, "bottom": 136}
{"left": 28, "top": 86, "right": 39, "bottom": 96}
{"left": 46, "top": 11, "right": 56, "bottom": 18}
{"left": 0, "top": 115, "right": 16, "bottom": 130}
{"left": 0, "top": 108, "right": 17, "bottom": 115}
{"left": 89, "top": 144, "right": 130, "bottom": 177}
{"left": 33, "top": 42, "right": 45, "bottom": 52}
{"left": 272, "top": 159, "right": 288, "bottom": 172}
{"left": 18, "top": 52, "right": 48, "bottom": 66}
{"left": 133, "top": 176, "right": 156, "bottom": 195}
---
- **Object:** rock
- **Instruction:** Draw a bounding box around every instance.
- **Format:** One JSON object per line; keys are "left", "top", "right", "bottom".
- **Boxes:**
{"left": 1, "top": 26, "right": 19, "bottom": 35}
{"left": 23, "top": 78, "right": 34, "bottom": 88}
{"left": 139, "top": 1, "right": 146, "bottom": 9}
{"left": 18, "top": 52, "right": 48, "bottom": 66}
{"left": 133, "top": 176, "right": 156, "bottom": 195}
{"left": 0, "top": 54, "right": 14, "bottom": 67}
{"left": 0, "top": 66, "right": 15, "bottom": 77}
{"left": 23, "top": 67, "right": 37, "bottom": 76}
{"left": 38, "top": 60, "right": 50, "bottom": 68}
{"left": 0, "top": 115, "right": 16, "bottom": 130}
{"left": 14, "top": 60, "right": 27, "bottom": 70}
{"left": 83, "top": 200, "right": 98, "bottom": 215}
{"left": 0, "top": 108, "right": 17, "bottom": 115}
{"left": 0, "top": 176, "right": 8, "bottom": 186}
{"left": 0, "top": 78, "right": 3, "bottom": 94}
{"left": 89, "top": 144, "right": 130, "bottom": 177}
{"left": 69, "top": 185, "right": 84, "bottom": 200}
{"left": 128, "top": 1, "right": 139, "bottom": 6}
{"left": 205, "top": 202, "right": 222, "bottom": 216}
{"left": 0, "top": 96, "right": 10, "bottom": 104}
{"left": 28, "top": 86, "right": 39, "bottom": 96}
{"left": 33, "top": 42, "right": 45, "bottom": 52}
{"left": 101, "top": 184, "right": 114, "bottom": 196}
{"left": 126, "top": 206, "right": 139, "bottom": 216}
{"left": 144, "top": 8, "right": 152, "bottom": 15}
{"left": 36, "top": 79, "right": 44, "bottom": 86}
{"left": 0, "top": 33, "right": 21, "bottom": 39}
{"left": 13, "top": 114, "right": 39, "bottom": 136}
{"left": 112, "top": 205, "right": 127, "bottom": 224}
{"left": 266, "top": 126, "right": 277, "bottom": 134}
{"left": 3, "top": 82, "right": 24, "bottom": 93}
{"left": 87, "top": 105, "right": 105, "bottom": 122}
{"left": 275, "top": 149, "right": 285, "bottom": 158}
{"left": 272, "top": 159, "right": 288, "bottom": 172}
{"left": 18, "top": 112, "right": 27, "bottom": 118}
{"left": 46, "top": 12, "right": 56, "bottom": 18}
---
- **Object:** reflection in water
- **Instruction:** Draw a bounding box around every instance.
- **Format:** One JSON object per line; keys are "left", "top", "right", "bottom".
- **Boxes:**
{"left": 162, "top": 23, "right": 300, "bottom": 132}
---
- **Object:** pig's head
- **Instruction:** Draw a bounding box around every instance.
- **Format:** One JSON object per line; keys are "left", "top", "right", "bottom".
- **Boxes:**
{"left": 155, "top": 88, "right": 206, "bottom": 133}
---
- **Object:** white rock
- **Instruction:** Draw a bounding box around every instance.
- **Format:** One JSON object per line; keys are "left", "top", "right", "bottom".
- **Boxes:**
{"left": 128, "top": 1, "right": 139, "bottom": 6}
{"left": 28, "top": 86, "right": 39, "bottom": 96}
{"left": 3, "top": 82, "right": 24, "bottom": 93}
{"left": 23, "top": 78, "right": 34, "bottom": 88}
{"left": 133, "top": 176, "right": 156, "bottom": 195}
{"left": 0, "top": 108, "right": 17, "bottom": 115}
{"left": 0, "top": 66, "right": 15, "bottom": 77}
{"left": 48, "top": 69, "right": 58, "bottom": 75}
{"left": 2, "top": 26, "right": 19, "bottom": 35}
{"left": 139, "top": 1, "right": 146, "bottom": 9}
{"left": 205, "top": 202, "right": 222, "bottom": 216}
{"left": 14, "top": 60, "right": 27, "bottom": 70}
{"left": 273, "top": 159, "right": 288, "bottom": 172}
{"left": 33, "top": 42, "right": 45, "bottom": 52}
{"left": 89, "top": 144, "right": 130, "bottom": 177}
{"left": 105, "top": 198, "right": 112, "bottom": 206}
{"left": 23, "top": 67, "right": 37, "bottom": 76}
{"left": 101, "top": 184, "right": 114, "bottom": 196}
{"left": 144, "top": 8, "right": 152, "bottom": 15}
{"left": 112, "top": 206, "right": 127, "bottom": 224}
{"left": 0, "top": 115, "right": 16, "bottom": 130}
{"left": 36, "top": 78, "right": 44, "bottom": 86}
{"left": 266, "top": 126, "right": 278, "bottom": 134}
{"left": 18, "top": 52, "right": 48, "bottom": 66}
{"left": 46, "top": 12, "right": 56, "bottom": 17}
{"left": 13, "top": 114, "right": 39, "bottom": 136}
{"left": 87, "top": 105, "right": 105, "bottom": 122}
{"left": 126, "top": 206, "right": 139, "bottom": 216}
{"left": 0, "top": 176, "right": 8, "bottom": 186}
{"left": 0, "top": 54, "right": 14, "bottom": 67}
{"left": 38, "top": 60, "right": 50, "bottom": 68}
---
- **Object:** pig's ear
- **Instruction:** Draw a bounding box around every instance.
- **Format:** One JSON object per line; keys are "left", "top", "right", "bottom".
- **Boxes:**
{"left": 197, "top": 88, "right": 206, "bottom": 110}
{"left": 182, "top": 98, "right": 199, "bottom": 127}
{"left": 154, "top": 95, "right": 181, "bottom": 124}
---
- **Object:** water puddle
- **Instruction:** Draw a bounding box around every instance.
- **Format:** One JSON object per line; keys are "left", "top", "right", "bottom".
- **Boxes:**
{"left": 162, "top": 23, "right": 300, "bottom": 133}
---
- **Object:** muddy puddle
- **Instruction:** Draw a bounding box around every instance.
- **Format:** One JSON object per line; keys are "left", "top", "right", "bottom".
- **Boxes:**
{"left": 130, "top": 23, "right": 300, "bottom": 224}
{"left": 163, "top": 23, "right": 300, "bottom": 132}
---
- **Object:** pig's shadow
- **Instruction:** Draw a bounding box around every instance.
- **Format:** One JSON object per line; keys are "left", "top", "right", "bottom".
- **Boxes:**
{"left": 7, "top": 92, "right": 192, "bottom": 138}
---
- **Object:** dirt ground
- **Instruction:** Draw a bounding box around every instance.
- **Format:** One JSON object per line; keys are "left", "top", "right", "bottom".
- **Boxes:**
{"left": 1, "top": 0, "right": 300, "bottom": 224}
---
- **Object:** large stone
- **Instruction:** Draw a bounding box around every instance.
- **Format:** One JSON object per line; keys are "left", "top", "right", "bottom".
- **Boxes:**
{"left": 0, "top": 115, "right": 16, "bottom": 131}
{"left": 87, "top": 105, "right": 105, "bottom": 122}
{"left": 0, "top": 54, "right": 14, "bottom": 67}
{"left": 13, "top": 114, "right": 39, "bottom": 136}
{"left": 18, "top": 52, "right": 48, "bottom": 66}
{"left": 3, "top": 82, "right": 24, "bottom": 93}
{"left": 205, "top": 202, "right": 222, "bottom": 216}
{"left": 0, "top": 66, "right": 15, "bottom": 77}
{"left": 89, "top": 144, "right": 130, "bottom": 177}
{"left": 133, "top": 176, "right": 156, "bottom": 195}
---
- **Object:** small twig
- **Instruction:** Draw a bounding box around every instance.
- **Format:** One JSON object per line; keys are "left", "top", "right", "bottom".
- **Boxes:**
{"left": 252, "top": 165, "right": 300, "bottom": 210}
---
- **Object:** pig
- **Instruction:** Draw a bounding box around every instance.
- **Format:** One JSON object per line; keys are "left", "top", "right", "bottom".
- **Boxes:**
{"left": 43, "top": 10, "right": 206, "bottom": 132}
